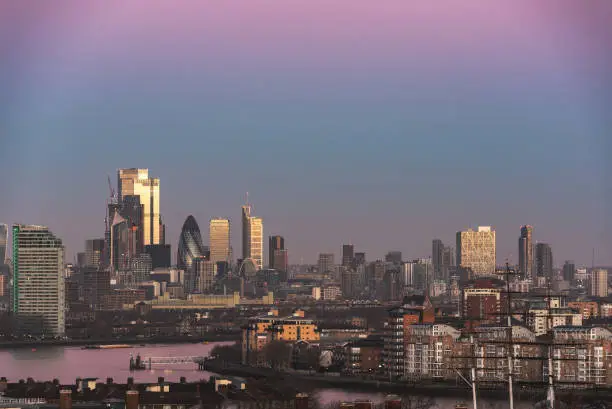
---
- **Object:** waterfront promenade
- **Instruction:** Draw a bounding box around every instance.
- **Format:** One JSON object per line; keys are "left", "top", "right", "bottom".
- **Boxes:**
{"left": 0, "top": 333, "right": 238, "bottom": 349}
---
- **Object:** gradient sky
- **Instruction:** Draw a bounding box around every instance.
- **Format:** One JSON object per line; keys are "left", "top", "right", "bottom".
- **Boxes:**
{"left": 1, "top": 1, "right": 611, "bottom": 266}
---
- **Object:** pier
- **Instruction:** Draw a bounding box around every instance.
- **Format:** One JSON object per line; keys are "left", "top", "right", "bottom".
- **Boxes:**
{"left": 129, "top": 354, "right": 208, "bottom": 371}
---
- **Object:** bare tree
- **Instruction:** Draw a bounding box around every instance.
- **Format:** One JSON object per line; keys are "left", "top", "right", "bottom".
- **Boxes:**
{"left": 264, "top": 340, "right": 292, "bottom": 370}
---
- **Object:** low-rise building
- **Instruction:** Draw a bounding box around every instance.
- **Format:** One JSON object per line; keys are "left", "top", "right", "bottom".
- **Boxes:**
{"left": 242, "top": 309, "right": 320, "bottom": 366}
{"left": 550, "top": 326, "right": 612, "bottom": 385}
{"left": 344, "top": 336, "right": 383, "bottom": 375}
{"left": 404, "top": 324, "right": 460, "bottom": 379}
{"left": 568, "top": 301, "right": 600, "bottom": 320}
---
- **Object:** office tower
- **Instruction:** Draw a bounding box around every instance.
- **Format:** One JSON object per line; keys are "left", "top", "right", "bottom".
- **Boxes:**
{"left": 268, "top": 235, "right": 284, "bottom": 268}
{"left": 241, "top": 203, "right": 263, "bottom": 270}
{"left": 144, "top": 244, "right": 171, "bottom": 269}
{"left": 129, "top": 253, "right": 152, "bottom": 284}
{"left": 342, "top": 244, "right": 354, "bottom": 267}
{"left": 210, "top": 218, "right": 231, "bottom": 265}
{"left": 0, "top": 223, "right": 7, "bottom": 263}
{"left": 195, "top": 259, "right": 217, "bottom": 293}
{"left": 272, "top": 249, "right": 288, "bottom": 272}
{"left": 82, "top": 267, "right": 110, "bottom": 309}
{"left": 385, "top": 251, "right": 402, "bottom": 265}
{"left": 117, "top": 168, "right": 160, "bottom": 246}
{"left": 518, "top": 225, "right": 534, "bottom": 278}
{"left": 341, "top": 266, "right": 359, "bottom": 298}
{"left": 177, "top": 215, "right": 205, "bottom": 271}
{"left": 367, "top": 260, "right": 387, "bottom": 298}
{"left": 563, "top": 261, "right": 576, "bottom": 282}
{"left": 12, "top": 224, "right": 65, "bottom": 336}
{"left": 85, "top": 239, "right": 105, "bottom": 268}
{"left": 159, "top": 216, "right": 166, "bottom": 245}
{"left": 456, "top": 226, "right": 496, "bottom": 277}
{"left": 535, "top": 243, "right": 553, "bottom": 280}
{"left": 432, "top": 239, "right": 444, "bottom": 276}
{"left": 318, "top": 253, "right": 335, "bottom": 275}
{"left": 76, "top": 252, "right": 86, "bottom": 268}
{"left": 590, "top": 269, "right": 608, "bottom": 297}
{"left": 442, "top": 246, "right": 455, "bottom": 270}
{"left": 354, "top": 252, "right": 366, "bottom": 266}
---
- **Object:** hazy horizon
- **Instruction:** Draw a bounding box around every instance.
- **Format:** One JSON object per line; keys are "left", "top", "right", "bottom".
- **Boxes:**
{"left": 1, "top": 1, "right": 611, "bottom": 266}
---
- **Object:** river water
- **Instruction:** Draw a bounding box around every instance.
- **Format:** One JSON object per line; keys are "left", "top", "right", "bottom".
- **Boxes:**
{"left": 0, "top": 342, "right": 533, "bottom": 408}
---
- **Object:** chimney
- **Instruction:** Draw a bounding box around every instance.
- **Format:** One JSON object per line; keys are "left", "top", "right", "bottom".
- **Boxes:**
{"left": 157, "top": 377, "right": 164, "bottom": 384}
{"left": 127, "top": 377, "right": 134, "bottom": 388}
{"left": 180, "top": 377, "right": 186, "bottom": 384}
{"left": 106, "top": 378, "right": 113, "bottom": 385}
{"left": 384, "top": 395, "right": 401, "bottom": 409}
{"left": 59, "top": 389, "right": 72, "bottom": 409}
{"left": 126, "top": 390, "right": 139, "bottom": 409}
{"left": 295, "top": 393, "right": 309, "bottom": 409}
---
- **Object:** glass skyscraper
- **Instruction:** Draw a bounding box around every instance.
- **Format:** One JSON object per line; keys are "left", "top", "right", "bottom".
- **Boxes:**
{"left": 0, "top": 223, "right": 7, "bottom": 263}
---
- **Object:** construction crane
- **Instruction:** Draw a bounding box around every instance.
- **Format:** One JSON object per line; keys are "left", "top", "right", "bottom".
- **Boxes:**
{"left": 107, "top": 175, "right": 118, "bottom": 204}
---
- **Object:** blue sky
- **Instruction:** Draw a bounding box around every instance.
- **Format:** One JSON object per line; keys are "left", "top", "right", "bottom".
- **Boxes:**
{"left": 1, "top": 1, "right": 611, "bottom": 265}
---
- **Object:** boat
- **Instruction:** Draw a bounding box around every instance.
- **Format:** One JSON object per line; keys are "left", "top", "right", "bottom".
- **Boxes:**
{"left": 455, "top": 404, "right": 468, "bottom": 409}
{"left": 83, "top": 345, "right": 101, "bottom": 350}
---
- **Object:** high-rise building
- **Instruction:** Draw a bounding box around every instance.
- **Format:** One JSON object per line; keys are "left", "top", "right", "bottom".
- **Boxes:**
{"left": 195, "top": 258, "right": 217, "bottom": 293}
{"left": 535, "top": 243, "right": 553, "bottom": 280}
{"left": 518, "top": 225, "right": 534, "bottom": 279}
{"left": 342, "top": 244, "right": 354, "bottom": 267}
{"left": 210, "top": 218, "right": 231, "bottom": 265}
{"left": 268, "top": 236, "right": 285, "bottom": 268}
{"left": 12, "top": 224, "right": 65, "bottom": 336}
{"left": 177, "top": 215, "right": 205, "bottom": 271}
{"left": 85, "top": 239, "right": 105, "bottom": 268}
{"left": 117, "top": 168, "right": 161, "bottom": 246}
{"left": 432, "top": 239, "right": 444, "bottom": 276}
{"left": 144, "top": 244, "right": 171, "bottom": 269}
{"left": 0, "top": 223, "right": 7, "bottom": 263}
{"left": 456, "top": 226, "right": 496, "bottom": 277}
{"left": 272, "top": 249, "right": 288, "bottom": 272}
{"left": 318, "top": 253, "right": 335, "bottom": 275}
{"left": 590, "top": 269, "right": 608, "bottom": 298}
{"left": 442, "top": 246, "right": 455, "bottom": 271}
{"left": 241, "top": 203, "right": 263, "bottom": 270}
{"left": 354, "top": 252, "right": 366, "bottom": 266}
{"left": 562, "top": 261, "right": 576, "bottom": 282}
{"left": 385, "top": 251, "right": 402, "bottom": 265}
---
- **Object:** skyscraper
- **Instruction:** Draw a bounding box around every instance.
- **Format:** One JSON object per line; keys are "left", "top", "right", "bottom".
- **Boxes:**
{"left": 268, "top": 235, "right": 285, "bottom": 268}
{"left": 456, "top": 226, "right": 496, "bottom": 277}
{"left": 241, "top": 203, "right": 263, "bottom": 270}
{"left": 342, "top": 244, "right": 354, "bottom": 267}
{"left": 432, "top": 239, "right": 444, "bottom": 276}
{"left": 117, "top": 168, "right": 161, "bottom": 246}
{"left": 85, "top": 238, "right": 105, "bottom": 268}
{"left": 177, "top": 215, "right": 205, "bottom": 271}
{"left": 590, "top": 269, "right": 608, "bottom": 298}
{"left": 562, "top": 260, "right": 576, "bottom": 282}
{"left": 318, "top": 253, "right": 335, "bottom": 275}
{"left": 385, "top": 251, "right": 402, "bottom": 265}
{"left": 535, "top": 243, "right": 553, "bottom": 280}
{"left": 209, "top": 218, "right": 231, "bottom": 265}
{"left": 12, "top": 224, "right": 65, "bottom": 336}
{"left": 0, "top": 223, "right": 7, "bottom": 263}
{"left": 518, "top": 225, "right": 533, "bottom": 279}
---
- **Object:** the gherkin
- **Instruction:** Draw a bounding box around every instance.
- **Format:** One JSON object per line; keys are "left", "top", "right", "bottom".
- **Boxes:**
{"left": 177, "top": 215, "right": 205, "bottom": 270}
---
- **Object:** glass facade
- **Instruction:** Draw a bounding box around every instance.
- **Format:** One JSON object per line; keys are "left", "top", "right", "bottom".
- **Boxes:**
{"left": 177, "top": 215, "right": 205, "bottom": 270}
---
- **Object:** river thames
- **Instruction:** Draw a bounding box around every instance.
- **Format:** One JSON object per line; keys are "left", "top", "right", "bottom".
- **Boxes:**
{"left": 0, "top": 342, "right": 533, "bottom": 408}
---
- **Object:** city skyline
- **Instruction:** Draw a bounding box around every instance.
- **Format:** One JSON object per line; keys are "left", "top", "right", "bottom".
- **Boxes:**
{"left": 1, "top": 2, "right": 611, "bottom": 265}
